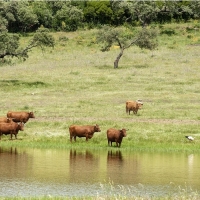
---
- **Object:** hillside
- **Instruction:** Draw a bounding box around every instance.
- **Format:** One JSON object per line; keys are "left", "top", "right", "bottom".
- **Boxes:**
{"left": 0, "top": 23, "right": 200, "bottom": 151}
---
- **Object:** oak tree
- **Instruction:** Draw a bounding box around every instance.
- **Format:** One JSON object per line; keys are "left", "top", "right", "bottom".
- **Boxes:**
{"left": 97, "top": 26, "right": 158, "bottom": 68}
{"left": 0, "top": 26, "right": 55, "bottom": 60}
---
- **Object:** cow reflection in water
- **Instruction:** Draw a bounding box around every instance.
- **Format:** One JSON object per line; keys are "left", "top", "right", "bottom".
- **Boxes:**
{"left": 0, "top": 147, "right": 30, "bottom": 179}
{"left": 70, "top": 149, "right": 94, "bottom": 161}
{"left": 69, "top": 149, "right": 99, "bottom": 182}
{"left": 107, "top": 150, "right": 140, "bottom": 184}
{"left": 107, "top": 150, "right": 123, "bottom": 163}
{"left": 0, "top": 147, "right": 18, "bottom": 154}
{"left": 107, "top": 150, "right": 124, "bottom": 182}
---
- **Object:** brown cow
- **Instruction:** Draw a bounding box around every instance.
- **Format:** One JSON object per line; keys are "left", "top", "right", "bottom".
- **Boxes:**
{"left": 126, "top": 100, "right": 143, "bottom": 115}
{"left": 0, "top": 117, "right": 13, "bottom": 123}
{"left": 69, "top": 124, "right": 101, "bottom": 142}
{"left": 107, "top": 128, "right": 127, "bottom": 148}
{"left": 7, "top": 111, "right": 35, "bottom": 123}
{"left": 0, "top": 122, "right": 24, "bottom": 140}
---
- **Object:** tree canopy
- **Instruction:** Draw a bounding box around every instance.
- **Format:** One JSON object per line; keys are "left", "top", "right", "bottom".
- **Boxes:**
{"left": 0, "top": 1, "right": 199, "bottom": 64}
{"left": 97, "top": 25, "right": 158, "bottom": 68}
{"left": 0, "top": 26, "right": 55, "bottom": 60}
{"left": 0, "top": 1, "right": 200, "bottom": 33}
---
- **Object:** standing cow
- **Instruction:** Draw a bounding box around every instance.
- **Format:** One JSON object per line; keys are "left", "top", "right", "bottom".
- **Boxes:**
{"left": 107, "top": 128, "right": 127, "bottom": 148}
{"left": 0, "top": 122, "right": 24, "bottom": 140}
{"left": 69, "top": 124, "right": 101, "bottom": 142}
{"left": 126, "top": 100, "right": 143, "bottom": 115}
{"left": 7, "top": 111, "right": 35, "bottom": 123}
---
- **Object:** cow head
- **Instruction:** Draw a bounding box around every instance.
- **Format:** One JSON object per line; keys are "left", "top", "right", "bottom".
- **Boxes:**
{"left": 136, "top": 100, "right": 143, "bottom": 109}
{"left": 94, "top": 124, "right": 101, "bottom": 132}
{"left": 17, "top": 122, "right": 24, "bottom": 131}
{"left": 7, "top": 118, "right": 13, "bottom": 123}
{"left": 29, "top": 112, "right": 35, "bottom": 118}
{"left": 120, "top": 129, "right": 127, "bottom": 137}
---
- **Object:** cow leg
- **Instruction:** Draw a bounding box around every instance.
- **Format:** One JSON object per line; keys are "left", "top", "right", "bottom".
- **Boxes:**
{"left": 74, "top": 136, "right": 76, "bottom": 142}
{"left": 0, "top": 131, "right": 2, "bottom": 140}
{"left": 10, "top": 132, "right": 13, "bottom": 140}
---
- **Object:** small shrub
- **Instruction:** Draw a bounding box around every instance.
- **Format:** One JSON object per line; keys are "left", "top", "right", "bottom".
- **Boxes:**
{"left": 23, "top": 105, "right": 30, "bottom": 110}
{"left": 187, "top": 34, "right": 193, "bottom": 39}
{"left": 160, "top": 28, "right": 176, "bottom": 36}
{"left": 69, "top": 71, "right": 80, "bottom": 75}
{"left": 75, "top": 36, "right": 84, "bottom": 45}
{"left": 59, "top": 36, "right": 69, "bottom": 42}
{"left": 134, "top": 64, "right": 149, "bottom": 69}
{"left": 58, "top": 36, "right": 69, "bottom": 46}
{"left": 186, "top": 27, "right": 193, "bottom": 32}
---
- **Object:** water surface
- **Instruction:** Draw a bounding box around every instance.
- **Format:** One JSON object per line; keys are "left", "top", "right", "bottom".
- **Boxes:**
{"left": 0, "top": 147, "right": 199, "bottom": 197}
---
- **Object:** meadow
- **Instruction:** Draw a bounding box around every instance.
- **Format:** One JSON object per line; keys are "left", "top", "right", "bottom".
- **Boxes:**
{"left": 0, "top": 22, "right": 200, "bottom": 153}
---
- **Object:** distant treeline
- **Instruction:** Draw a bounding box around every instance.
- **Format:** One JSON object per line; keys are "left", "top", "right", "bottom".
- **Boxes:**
{"left": 1, "top": 1, "right": 200, "bottom": 32}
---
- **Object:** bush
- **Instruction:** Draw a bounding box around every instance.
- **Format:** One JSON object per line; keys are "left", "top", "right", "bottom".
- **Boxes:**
{"left": 59, "top": 36, "right": 69, "bottom": 42}
{"left": 160, "top": 28, "right": 176, "bottom": 36}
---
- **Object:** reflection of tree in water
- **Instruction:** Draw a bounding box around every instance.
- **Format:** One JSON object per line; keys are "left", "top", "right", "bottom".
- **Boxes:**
{"left": 69, "top": 149, "right": 99, "bottom": 183}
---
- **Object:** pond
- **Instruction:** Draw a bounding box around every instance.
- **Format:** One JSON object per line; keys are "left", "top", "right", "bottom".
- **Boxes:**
{"left": 0, "top": 147, "right": 200, "bottom": 198}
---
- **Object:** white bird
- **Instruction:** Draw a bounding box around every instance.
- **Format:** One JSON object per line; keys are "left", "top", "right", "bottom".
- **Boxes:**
{"left": 185, "top": 136, "right": 194, "bottom": 141}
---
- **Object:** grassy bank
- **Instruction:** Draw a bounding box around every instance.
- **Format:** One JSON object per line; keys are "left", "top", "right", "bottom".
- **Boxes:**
{"left": 0, "top": 121, "right": 199, "bottom": 153}
{"left": 0, "top": 22, "right": 200, "bottom": 152}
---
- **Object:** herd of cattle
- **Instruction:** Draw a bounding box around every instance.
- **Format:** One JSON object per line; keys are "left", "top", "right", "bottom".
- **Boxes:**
{"left": 0, "top": 111, "right": 35, "bottom": 140}
{"left": 0, "top": 100, "right": 143, "bottom": 147}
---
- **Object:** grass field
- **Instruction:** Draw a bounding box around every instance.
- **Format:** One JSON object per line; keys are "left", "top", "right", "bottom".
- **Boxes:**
{"left": 0, "top": 22, "right": 200, "bottom": 152}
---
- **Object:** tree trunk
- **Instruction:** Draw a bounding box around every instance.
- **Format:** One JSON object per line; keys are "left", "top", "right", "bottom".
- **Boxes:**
{"left": 114, "top": 48, "right": 124, "bottom": 69}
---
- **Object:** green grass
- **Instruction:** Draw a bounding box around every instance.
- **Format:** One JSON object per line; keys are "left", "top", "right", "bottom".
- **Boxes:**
{"left": 0, "top": 22, "right": 200, "bottom": 152}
